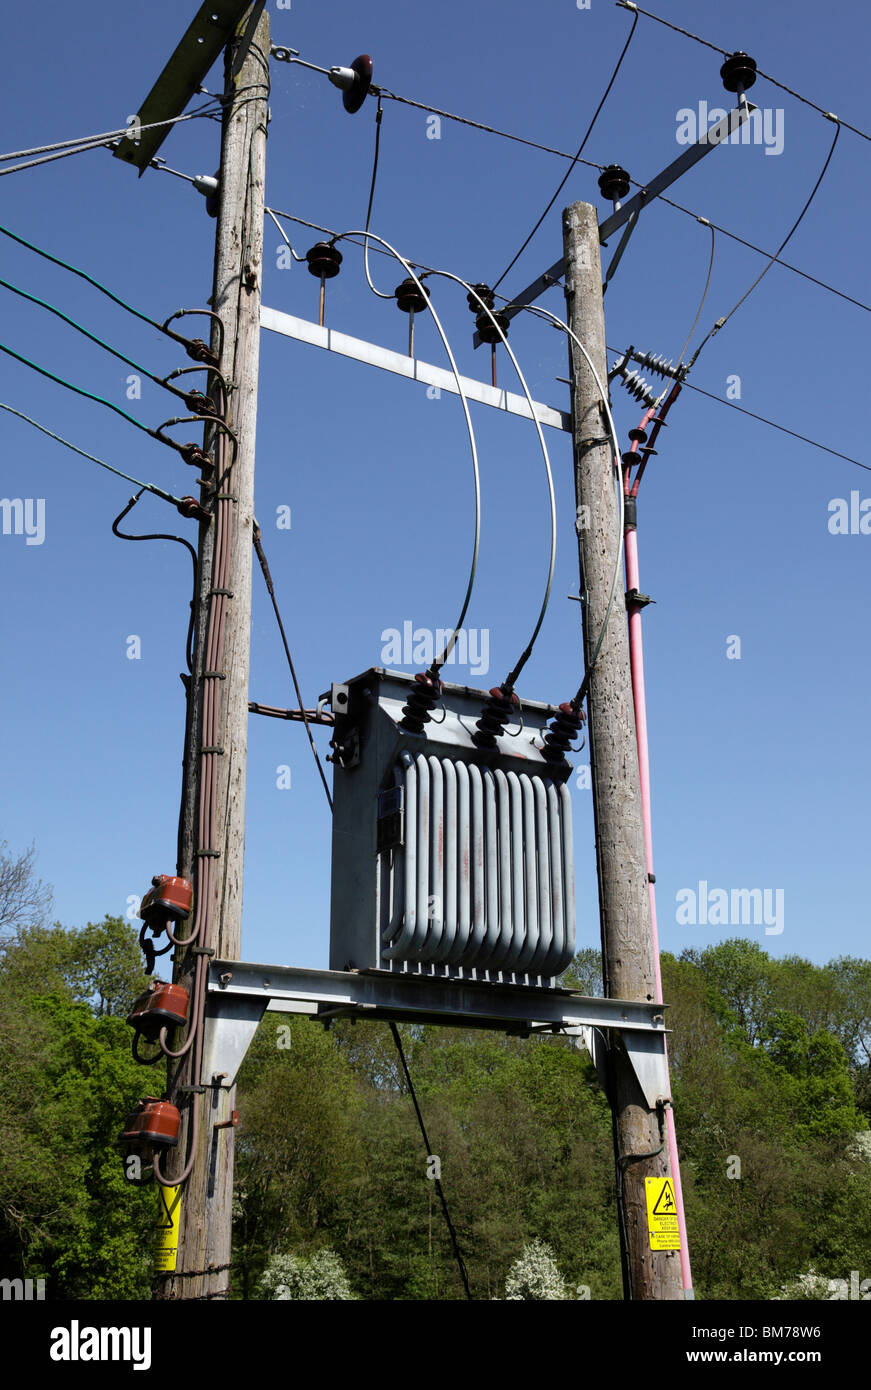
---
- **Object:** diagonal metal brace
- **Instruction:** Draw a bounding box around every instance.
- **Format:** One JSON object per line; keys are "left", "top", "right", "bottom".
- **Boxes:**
{"left": 474, "top": 100, "right": 753, "bottom": 346}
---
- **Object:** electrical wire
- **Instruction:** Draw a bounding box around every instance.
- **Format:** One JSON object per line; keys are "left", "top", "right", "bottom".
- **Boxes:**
{"left": 362, "top": 96, "right": 392, "bottom": 300}
{"left": 514, "top": 304, "right": 623, "bottom": 706}
{"left": 0, "top": 340, "right": 161, "bottom": 436}
{"left": 112, "top": 491, "right": 198, "bottom": 676}
{"left": 259, "top": 59, "right": 871, "bottom": 320}
{"left": 252, "top": 522, "right": 334, "bottom": 813}
{"left": 266, "top": 207, "right": 304, "bottom": 261}
{"left": 616, "top": 2, "right": 869, "bottom": 145}
{"left": 0, "top": 402, "right": 194, "bottom": 502}
{"left": 432, "top": 271, "right": 558, "bottom": 691}
{"left": 259, "top": 199, "right": 871, "bottom": 331}
{"left": 604, "top": 344, "right": 870, "bottom": 473}
{"left": 676, "top": 378, "right": 871, "bottom": 474}
{"left": 492, "top": 7, "right": 639, "bottom": 291}
{"left": 687, "top": 122, "right": 841, "bottom": 368}
{"left": 0, "top": 101, "right": 223, "bottom": 166}
{"left": 0, "top": 221, "right": 176, "bottom": 334}
{"left": 674, "top": 221, "right": 716, "bottom": 365}
{"left": 388, "top": 1022, "right": 473, "bottom": 1300}
{"left": 331, "top": 228, "right": 481, "bottom": 675}
{"left": 0, "top": 276, "right": 206, "bottom": 407}
{"left": 657, "top": 200, "right": 869, "bottom": 318}
{"left": 0, "top": 138, "right": 123, "bottom": 178}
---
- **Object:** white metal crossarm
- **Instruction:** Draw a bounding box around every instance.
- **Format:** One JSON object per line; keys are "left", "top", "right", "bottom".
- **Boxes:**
{"left": 260, "top": 306, "right": 571, "bottom": 432}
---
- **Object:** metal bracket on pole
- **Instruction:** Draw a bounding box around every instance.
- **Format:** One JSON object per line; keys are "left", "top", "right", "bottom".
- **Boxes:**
{"left": 231, "top": 0, "right": 269, "bottom": 78}
{"left": 113, "top": 0, "right": 255, "bottom": 173}
{"left": 603, "top": 209, "right": 639, "bottom": 293}
{"left": 202, "top": 958, "right": 670, "bottom": 1088}
{"left": 575, "top": 1025, "right": 670, "bottom": 1110}
{"left": 473, "top": 100, "right": 753, "bottom": 346}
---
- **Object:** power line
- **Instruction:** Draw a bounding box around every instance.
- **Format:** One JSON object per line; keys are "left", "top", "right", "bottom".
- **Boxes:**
{"left": 676, "top": 379, "right": 871, "bottom": 474}
{"left": 688, "top": 122, "right": 841, "bottom": 367}
{"left": 260, "top": 200, "right": 871, "bottom": 331}
{"left": 0, "top": 340, "right": 160, "bottom": 436}
{"left": 602, "top": 347, "right": 869, "bottom": 472}
{"left": 251, "top": 523, "right": 334, "bottom": 813}
{"left": 280, "top": 48, "right": 605, "bottom": 169}
{"left": 0, "top": 402, "right": 196, "bottom": 500}
{"left": 0, "top": 276, "right": 194, "bottom": 399}
{"left": 210, "top": 46, "right": 869, "bottom": 319}
{"left": 492, "top": 8, "right": 639, "bottom": 290}
{"left": 254, "top": 199, "right": 870, "bottom": 478}
{"left": 388, "top": 1022, "right": 473, "bottom": 1301}
{"left": 0, "top": 221, "right": 171, "bottom": 333}
{"left": 0, "top": 102, "right": 224, "bottom": 178}
{"left": 616, "top": 2, "right": 869, "bottom": 144}
{"left": 674, "top": 221, "right": 716, "bottom": 364}
{"left": 657, "top": 198, "right": 871, "bottom": 318}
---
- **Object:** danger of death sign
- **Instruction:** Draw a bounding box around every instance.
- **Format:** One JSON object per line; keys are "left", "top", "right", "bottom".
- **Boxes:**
{"left": 645, "top": 1177, "right": 681, "bottom": 1251}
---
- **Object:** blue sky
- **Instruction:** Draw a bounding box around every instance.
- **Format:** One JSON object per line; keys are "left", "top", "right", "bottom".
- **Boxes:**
{"left": 1, "top": 0, "right": 868, "bottom": 972}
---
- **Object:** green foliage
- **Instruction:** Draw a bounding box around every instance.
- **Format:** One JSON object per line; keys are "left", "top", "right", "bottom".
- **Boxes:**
{"left": 0, "top": 917, "right": 155, "bottom": 1297}
{"left": 2, "top": 898, "right": 870, "bottom": 1301}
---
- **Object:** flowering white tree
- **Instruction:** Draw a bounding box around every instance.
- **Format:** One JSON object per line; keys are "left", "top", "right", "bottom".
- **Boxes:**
{"left": 257, "top": 1249, "right": 355, "bottom": 1301}
{"left": 504, "top": 1240, "right": 569, "bottom": 1300}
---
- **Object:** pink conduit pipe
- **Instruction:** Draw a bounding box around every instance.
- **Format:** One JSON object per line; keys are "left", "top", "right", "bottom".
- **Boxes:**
{"left": 624, "top": 412, "right": 694, "bottom": 1298}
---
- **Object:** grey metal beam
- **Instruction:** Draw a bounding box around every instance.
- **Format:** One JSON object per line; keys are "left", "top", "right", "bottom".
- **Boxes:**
{"left": 260, "top": 307, "right": 571, "bottom": 431}
{"left": 207, "top": 959, "right": 667, "bottom": 1034}
{"left": 113, "top": 0, "right": 254, "bottom": 173}
{"left": 474, "top": 100, "right": 753, "bottom": 346}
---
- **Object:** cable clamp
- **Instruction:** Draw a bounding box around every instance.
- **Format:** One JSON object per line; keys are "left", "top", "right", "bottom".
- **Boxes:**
{"left": 210, "top": 587, "right": 235, "bottom": 597}
{"left": 195, "top": 849, "right": 222, "bottom": 859}
{"left": 202, "top": 670, "right": 227, "bottom": 680}
{"left": 200, "top": 745, "right": 225, "bottom": 754}
{"left": 213, "top": 493, "right": 238, "bottom": 502}
{"left": 625, "top": 588, "right": 654, "bottom": 610}
{"left": 190, "top": 945, "right": 216, "bottom": 957}
{"left": 178, "top": 1084, "right": 207, "bottom": 1095}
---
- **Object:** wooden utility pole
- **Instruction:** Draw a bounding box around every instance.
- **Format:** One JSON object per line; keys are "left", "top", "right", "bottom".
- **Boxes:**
{"left": 562, "top": 200, "right": 682, "bottom": 1301}
{"left": 155, "top": 4, "right": 269, "bottom": 1301}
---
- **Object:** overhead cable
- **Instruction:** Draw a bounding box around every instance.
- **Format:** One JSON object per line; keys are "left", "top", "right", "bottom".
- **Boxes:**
{"left": 252, "top": 522, "right": 334, "bottom": 813}
{"left": 0, "top": 402, "right": 198, "bottom": 503}
{"left": 615, "top": 2, "right": 870, "bottom": 144}
{"left": 688, "top": 122, "right": 841, "bottom": 368}
{"left": 388, "top": 1022, "right": 473, "bottom": 1301}
{"left": 332, "top": 228, "right": 481, "bottom": 677}
{"left": 492, "top": 7, "right": 639, "bottom": 290}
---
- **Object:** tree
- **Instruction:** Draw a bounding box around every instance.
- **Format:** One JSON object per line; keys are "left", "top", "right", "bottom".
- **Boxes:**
{"left": 0, "top": 840, "right": 52, "bottom": 945}
{"left": 504, "top": 1240, "right": 568, "bottom": 1300}
{"left": 0, "top": 917, "right": 155, "bottom": 1297}
{"left": 257, "top": 1248, "right": 355, "bottom": 1300}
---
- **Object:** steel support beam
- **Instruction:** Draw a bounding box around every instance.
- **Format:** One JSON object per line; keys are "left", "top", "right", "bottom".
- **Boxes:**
{"left": 202, "top": 959, "right": 670, "bottom": 1096}
{"left": 474, "top": 100, "right": 753, "bottom": 345}
{"left": 113, "top": 0, "right": 255, "bottom": 173}
{"left": 261, "top": 307, "right": 571, "bottom": 431}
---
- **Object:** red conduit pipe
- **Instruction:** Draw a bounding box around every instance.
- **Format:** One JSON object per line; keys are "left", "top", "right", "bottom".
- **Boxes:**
{"left": 624, "top": 403, "right": 694, "bottom": 1298}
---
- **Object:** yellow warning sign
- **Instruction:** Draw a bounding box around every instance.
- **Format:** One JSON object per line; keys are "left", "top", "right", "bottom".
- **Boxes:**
{"left": 645, "top": 1177, "right": 681, "bottom": 1251}
{"left": 154, "top": 1185, "right": 182, "bottom": 1272}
